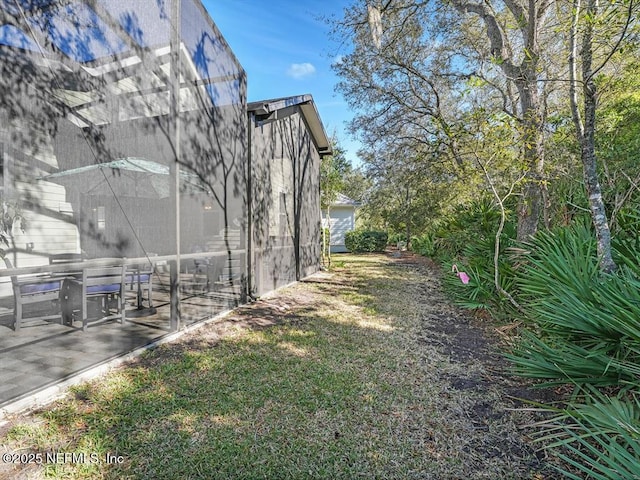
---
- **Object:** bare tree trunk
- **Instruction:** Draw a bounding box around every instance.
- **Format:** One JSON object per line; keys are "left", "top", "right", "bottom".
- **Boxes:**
{"left": 405, "top": 186, "right": 411, "bottom": 248}
{"left": 515, "top": 73, "right": 545, "bottom": 241}
{"left": 327, "top": 205, "right": 332, "bottom": 268}
{"left": 405, "top": 223, "right": 411, "bottom": 249}
{"left": 451, "top": 0, "right": 551, "bottom": 241}
{"left": 569, "top": 0, "right": 616, "bottom": 273}
{"left": 321, "top": 211, "right": 328, "bottom": 267}
{"left": 515, "top": 1, "right": 547, "bottom": 241}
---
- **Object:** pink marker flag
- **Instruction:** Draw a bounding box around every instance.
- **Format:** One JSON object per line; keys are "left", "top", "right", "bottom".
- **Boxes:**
{"left": 457, "top": 271, "right": 470, "bottom": 284}
{"left": 451, "top": 264, "right": 470, "bottom": 284}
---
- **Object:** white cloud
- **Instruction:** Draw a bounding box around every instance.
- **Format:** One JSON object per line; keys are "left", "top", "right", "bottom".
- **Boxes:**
{"left": 286, "top": 62, "right": 316, "bottom": 79}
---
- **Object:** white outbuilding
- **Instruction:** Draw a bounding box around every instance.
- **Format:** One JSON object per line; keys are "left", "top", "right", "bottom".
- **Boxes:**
{"left": 322, "top": 193, "right": 360, "bottom": 253}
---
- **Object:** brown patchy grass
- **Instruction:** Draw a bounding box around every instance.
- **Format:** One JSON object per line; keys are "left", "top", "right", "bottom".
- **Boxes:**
{"left": 0, "top": 253, "right": 558, "bottom": 479}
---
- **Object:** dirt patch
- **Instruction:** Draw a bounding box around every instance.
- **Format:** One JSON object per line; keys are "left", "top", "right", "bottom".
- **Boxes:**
{"left": 381, "top": 250, "right": 560, "bottom": 477}
{"left": 421, "top": 311, "right": 498, "bottom": 362}
{"left": 389, "top": 250, "right": 560, "bottom": 402}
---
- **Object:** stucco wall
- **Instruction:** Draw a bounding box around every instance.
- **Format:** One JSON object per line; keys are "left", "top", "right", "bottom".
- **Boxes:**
{"left": 250, "top": 106, "right": 321, "bottom": 296}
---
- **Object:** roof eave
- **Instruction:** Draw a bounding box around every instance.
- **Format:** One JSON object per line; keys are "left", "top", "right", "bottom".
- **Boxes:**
{"left": 248, "top": 94, "right": 332, "bottom": 157}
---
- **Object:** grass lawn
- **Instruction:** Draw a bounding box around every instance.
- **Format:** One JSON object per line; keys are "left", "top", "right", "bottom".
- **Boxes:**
{"left": 0, "top": 253, "right": 554, "bottom": 479}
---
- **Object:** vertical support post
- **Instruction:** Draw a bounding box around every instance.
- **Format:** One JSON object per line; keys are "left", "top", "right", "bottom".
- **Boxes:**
{"left": 169, "top": 0, "right": 181, "bottom": 332}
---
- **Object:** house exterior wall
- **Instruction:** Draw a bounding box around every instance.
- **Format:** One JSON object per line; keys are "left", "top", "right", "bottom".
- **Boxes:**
{"left": 0, "top": 109, "right": 82, "bottom": 297}
{"left": 250, "top": 107, "right": 321, "bottom": 296}
{"left": 0, "top": 133, "right": 81, "bottom": 260}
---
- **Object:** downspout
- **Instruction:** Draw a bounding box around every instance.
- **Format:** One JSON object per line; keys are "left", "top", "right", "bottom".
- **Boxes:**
{"left": 246, "top": 112, "right": 254, "bottom": 300}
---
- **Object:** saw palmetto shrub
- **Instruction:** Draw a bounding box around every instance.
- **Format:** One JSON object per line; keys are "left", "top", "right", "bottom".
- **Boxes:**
{"left": 441, "top": 232, "right": 518, "bottom": 316}
{"left": 536, "top": 387, "right": 640, "bottom": 480}
{"left": 434, "top": 197, "right": 505, "bottom": 259}
{"left": 509, "top": 222, "right": 640, "bottom": 387}
{"left": 434, "top": 197, "right": 518, "bottom": 317}
{"left": 507, "top": 222, "right": 640, "bottom": 478}
{"left": 411, "top": 233, "right": 437, "bottom": 257}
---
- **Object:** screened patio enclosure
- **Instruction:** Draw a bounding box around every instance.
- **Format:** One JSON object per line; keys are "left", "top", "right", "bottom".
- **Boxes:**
{"left": 0, "top": 0, "right": 249, "bottom": 329}
{"left": 0, "top": 1, "right": 331, "bottom": 411}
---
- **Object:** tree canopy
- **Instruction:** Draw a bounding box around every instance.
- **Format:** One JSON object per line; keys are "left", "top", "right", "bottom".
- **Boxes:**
{"left": 330, "top": 0, "right": 640, "bottom": 265}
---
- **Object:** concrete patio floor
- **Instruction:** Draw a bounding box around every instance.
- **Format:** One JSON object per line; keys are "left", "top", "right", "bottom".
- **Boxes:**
{"left": 0, "top": 286, "right": 239, "bottom": 415}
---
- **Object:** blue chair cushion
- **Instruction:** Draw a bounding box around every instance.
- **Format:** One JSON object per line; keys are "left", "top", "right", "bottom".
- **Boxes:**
{"left": 86, "top": 284, "right": 121, "bottom": 294}
{"left": 126, "top": 274, "right": 150, "bottom": 283}
{"left": 20, "top": 281, "right": 61, "bottom": 295}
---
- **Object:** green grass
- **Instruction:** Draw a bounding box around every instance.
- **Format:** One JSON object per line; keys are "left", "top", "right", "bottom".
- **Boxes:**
{"left": 1, "top": 255, "right": 547, "bottom": 479}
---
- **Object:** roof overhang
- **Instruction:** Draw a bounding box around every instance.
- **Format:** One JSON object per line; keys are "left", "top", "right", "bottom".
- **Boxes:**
{"left": 248, "top": 94, "right": 332, "bottom": 157}
{"left": 0, "top": 0, "right": 246, "bottom": 128}
{"left": 330, "top": 193, "right": 360, "bottom": 207}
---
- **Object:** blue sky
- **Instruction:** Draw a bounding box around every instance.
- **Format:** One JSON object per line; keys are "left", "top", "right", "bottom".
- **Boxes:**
{"left": 201, "top": 0, "right": 361, "bottom": 165}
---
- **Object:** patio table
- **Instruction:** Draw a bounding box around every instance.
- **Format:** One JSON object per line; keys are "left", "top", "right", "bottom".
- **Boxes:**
{"left": 59, "top": 265, "right": 127, "bottom": 330}
{"left": 56, "top": 259, "right": 122, "bottom": 326}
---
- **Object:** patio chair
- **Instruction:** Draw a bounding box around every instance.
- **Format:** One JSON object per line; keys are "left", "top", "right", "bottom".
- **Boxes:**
{"left": 181, "top": 259, "right": 209, "bottom": 294}
{"left": 125, "top": 263, "right": 154, "bottom": 309}
{"left": 3, "top": 257, "right": 63, "bottom": 332}
{"left": 60, "top": 265, "right": 126, "bottom": 332}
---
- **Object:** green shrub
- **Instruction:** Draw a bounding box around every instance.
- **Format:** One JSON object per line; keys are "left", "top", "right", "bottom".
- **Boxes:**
{"left": 434, "top": 197, "right": 512, "bottom": 259}
{"left": 344, "top": 230, "right": 388, "bottom": 253}
{"left": 508, "top": 222, "right": 640, "bottom": 388}
{"left": 411, "top": 234, "right": 436, "bottom": 257}
{"left": 442, "top": 262, "right": 492, "bottom": 311}
{"left": 431, "top": 196, "right": 518, "bottom": 317}
{"left": 536, "top": 388, "right": 640, "bottom": 480}
{"left": 613, "top": 208, "right": 640, "bottom": 277}
{"left": 506, "top": 222, "right": 640, "bottom": 477}
{"left": 387, "top": 232, "right": 405, "bottom": 245}
{"left": 441, "top": 231, "right": 518, "bottom": 316}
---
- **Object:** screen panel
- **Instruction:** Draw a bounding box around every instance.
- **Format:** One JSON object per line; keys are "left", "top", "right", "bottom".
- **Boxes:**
{"left": 0, "top": 0, "right": 247, "bottom": 325}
